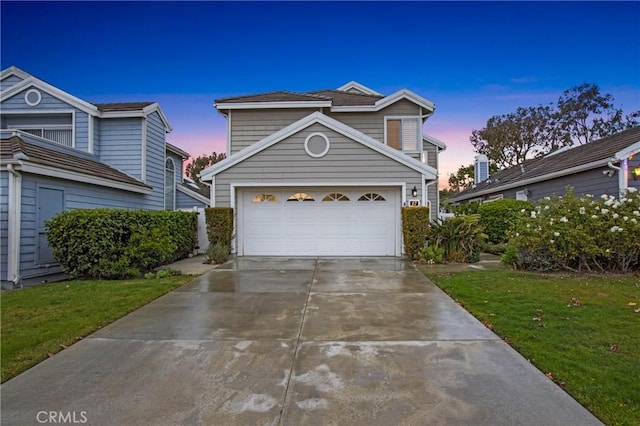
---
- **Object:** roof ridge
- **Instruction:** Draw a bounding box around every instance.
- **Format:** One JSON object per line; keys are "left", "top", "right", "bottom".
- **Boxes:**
{"left": 306, "top": 89, "right": 384, "bottom": 99}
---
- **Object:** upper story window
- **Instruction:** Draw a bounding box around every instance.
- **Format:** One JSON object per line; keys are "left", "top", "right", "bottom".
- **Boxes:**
{"left": 164, "top": 158, "right": 175, "bottom": 210}
{"left": 385, "top": 117, "right": 420, "bottom": 152}
{"left": 2, "top": 113, "right": 74, "bottom": 148}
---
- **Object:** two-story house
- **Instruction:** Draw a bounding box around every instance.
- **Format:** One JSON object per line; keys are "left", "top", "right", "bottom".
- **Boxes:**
{"left": 0, "top": 66, "right": 207, "bottom": 288}
{"left": 199, "top": 82, "right": 446, "bottom": 257}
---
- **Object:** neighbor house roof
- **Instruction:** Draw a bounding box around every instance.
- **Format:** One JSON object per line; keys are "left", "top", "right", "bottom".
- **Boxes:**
{"left": 215, "top": 81, "right": 435, "bottom": 113}
{"left": 450, "top": 126, "right": 640, "bottom": 202}
{"left": 0, "top": 66, "right": 172, "bottom": 132}
{"left": 0, "top": 135, "right": 152, "bottom": 193}
{"left": 94, "top": 102, "right": 155, "bottom": 112}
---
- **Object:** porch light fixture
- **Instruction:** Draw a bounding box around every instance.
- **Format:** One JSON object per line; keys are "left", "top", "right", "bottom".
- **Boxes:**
{"left": 411, "top": 186, "right": 418, "bottom": 197}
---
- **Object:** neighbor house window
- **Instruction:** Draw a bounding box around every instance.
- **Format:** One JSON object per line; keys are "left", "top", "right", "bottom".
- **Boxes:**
{"left": 11, "top": 127, "right": 73, "bottom": 147}
{"left": 385, "top": 117, "right": 420, "bottom": 151}
{"left": 165, "top": 158, "right": 175, "bottom": 210}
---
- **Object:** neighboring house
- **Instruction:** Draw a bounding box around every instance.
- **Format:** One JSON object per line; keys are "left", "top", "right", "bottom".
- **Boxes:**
{"left": 449, "top": 127, "right": 640, "bottom": 205}
{"left": 0, "top": 66, "right": 205, "bottom": 288}
{"left": 199, "top": 81, "right": 446, "bottom": 256}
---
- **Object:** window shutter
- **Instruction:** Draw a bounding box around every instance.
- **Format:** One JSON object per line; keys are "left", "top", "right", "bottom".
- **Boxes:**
{"left": 402, "top": 119, "right": 419, "bottom": 151}
{"left": 387, "top": 120, "right": 401, "bottom": 149}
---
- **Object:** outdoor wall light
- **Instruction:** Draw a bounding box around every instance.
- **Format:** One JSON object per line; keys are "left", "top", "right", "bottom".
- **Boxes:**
{"left": 411, "top": 186, "right": 418, "bottom": 197}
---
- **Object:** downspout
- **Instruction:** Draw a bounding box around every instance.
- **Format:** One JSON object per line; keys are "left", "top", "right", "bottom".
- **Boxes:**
{"left": 607, "top": 160, "right": 626, "bottom": 197}
{"left": 6, "top": 163, "right": 22, "bottom": 288}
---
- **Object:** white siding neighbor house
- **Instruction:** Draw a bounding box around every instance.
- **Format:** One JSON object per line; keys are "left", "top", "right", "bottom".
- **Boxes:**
{"left": 199, "top": 82, "right": 446, "bottom": 257}
{"left": 0, "top": 67, "right": 206, "bottom": 288}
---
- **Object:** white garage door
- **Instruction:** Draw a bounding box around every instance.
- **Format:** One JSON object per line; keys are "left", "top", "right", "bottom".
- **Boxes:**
{"left": 240, "top": 187, "right": 400, "bottom": 256}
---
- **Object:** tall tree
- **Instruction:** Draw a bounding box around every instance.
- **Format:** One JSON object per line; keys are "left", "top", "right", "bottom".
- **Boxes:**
{"left": 470, "top": 83, "right": 639, "bottom": 169}
{"left": 185, "top": 151, "right": 226, "bottom": 187}
{"left": 448, "top": 162, "right": 500, "bottom": 192}
{"left": 557, "top": 83, "right": 639, "bottom": 145}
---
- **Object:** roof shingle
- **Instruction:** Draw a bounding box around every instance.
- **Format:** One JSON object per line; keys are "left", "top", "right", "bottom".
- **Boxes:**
{"left": 452, "top": 126, "right": 640, "bottom": 201}
{"left": 1, "top": 136, "right": 151, "bottom": 190}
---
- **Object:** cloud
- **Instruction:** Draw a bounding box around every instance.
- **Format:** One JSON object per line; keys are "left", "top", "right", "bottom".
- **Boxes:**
{"left": 510, "top": 76, "right": 539, "bottom": 84}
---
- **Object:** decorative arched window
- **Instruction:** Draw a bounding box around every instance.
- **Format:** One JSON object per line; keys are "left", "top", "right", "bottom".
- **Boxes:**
{"left": 358, "top": 193, "right": 386, "bottom": 201}
{"left": 164, "top": 158, "right": 175, "bottom": 210}
{"left": 287, "top": 192, "right": 315, "bottom": 202}
{"left": 322, "top": 193, "right": 350, "bottom": 202}
{"left": 252, "top": 194, "right": 279, "bottom": 203}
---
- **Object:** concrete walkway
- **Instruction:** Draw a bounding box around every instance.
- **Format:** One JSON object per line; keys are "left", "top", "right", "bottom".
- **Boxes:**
{"left": 1, "top": 257, "right": 601, "bottom": 425}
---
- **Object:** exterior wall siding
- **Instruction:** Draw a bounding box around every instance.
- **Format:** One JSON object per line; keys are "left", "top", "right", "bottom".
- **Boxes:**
{"left": 98, "top": 118, "right": 143, "bottom": 180}
{"left": 2, "top": 88, "right": 78, "bottom": 110}
{"left": 216, "top": 123, "right": 423, "bottom": 207}
{"left": 74, "top": 111, "right": 89, "bottom": 151}
{"left": 1, "top": 75, "right": 24, "bottom": 90}
{"left": 176, "top": 189, "right": 207, "bottom": 209}
{"left": 16, "top": 174, "right": 148, "bottom": 282}
{"left": 326, "top": 99, "right": 421, "bottom": 142}
{"left": 468, "top": 167, "right": 622, "bottom": 204}
{"left": 423, "top": 143, "right": 438, "bottom": 169}
{"left": 144, "top": 112, "right": 166, "bottom": 209}
{"left": 229, "top": 108, "right": 315, "bottom": 154}
{"left": 0, "top": 171, "right": 8, "bottom": 281}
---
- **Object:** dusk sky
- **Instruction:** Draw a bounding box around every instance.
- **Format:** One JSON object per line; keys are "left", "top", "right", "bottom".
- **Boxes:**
{"left": 2, "top": 1, "right": 639, "bottom": 187}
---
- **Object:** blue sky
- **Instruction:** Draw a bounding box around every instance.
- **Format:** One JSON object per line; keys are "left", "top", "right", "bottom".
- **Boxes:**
{"left": 2, "top": 1, "right": 639, "bottom": 184}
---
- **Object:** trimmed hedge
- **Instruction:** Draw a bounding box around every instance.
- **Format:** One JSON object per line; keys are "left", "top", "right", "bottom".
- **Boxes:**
{"left": 205, "top": 207, "right": 234, "bottom": 247}
{"left": 46, "top": 209, "right": 197, "bottom": 279}
{"left": 401, "top": 207, "right": 431, "bottom": 259}
{"left": 478, "top": 199, "right": 535, "bottom": 244}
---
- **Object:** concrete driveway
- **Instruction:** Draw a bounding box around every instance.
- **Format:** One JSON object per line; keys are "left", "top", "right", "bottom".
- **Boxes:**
{"left": 2, "top": 258, "right": 601, "bottom": 425}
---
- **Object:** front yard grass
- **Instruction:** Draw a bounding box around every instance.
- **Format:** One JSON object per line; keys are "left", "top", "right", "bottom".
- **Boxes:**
{"left": 1, "top": 275, "right": 192, "bottom": 383}
{"left": 423, "top": 269, "right": 640, "bottom": 426}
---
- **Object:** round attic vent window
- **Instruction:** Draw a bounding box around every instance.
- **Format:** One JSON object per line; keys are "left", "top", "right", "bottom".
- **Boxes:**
{"left": 304, "top": 132, "right": 330, "bottom": 158}
{"left": 25, "top": 89, "right": 42, "bottom": 106}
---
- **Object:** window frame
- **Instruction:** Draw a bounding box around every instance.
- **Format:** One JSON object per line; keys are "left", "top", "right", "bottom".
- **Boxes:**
{"left": 384, "top": 116, "right": 422, "bottom": 153}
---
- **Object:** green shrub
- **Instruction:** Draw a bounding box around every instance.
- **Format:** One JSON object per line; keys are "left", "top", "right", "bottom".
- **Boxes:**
{"left": 507, "top": 187, "right": 640, "bottom": 272}
{"left": 429, "top": 215, "right": 487, "bottom": 263}
{"left": 205, "top": 207, "right": 234, "bottom": 247}
{"left": 478, "top": 199, "right": 535, "bottom": 244}
{"left": 401, "top": 207, "right": 431, "bottom": 259}
{"left": 450, "top": 202, "right": 481, "bottom": 216}
{"left": 46, "top": 209, "right": 197, "bottom": 279}
{"left": 484, "top": 242, "right": 508, "bottom": 255}
{"left": 206, "top": 242, "right": 230, "bottom": 264}
{"left": 419, "top": 245, "right": 445, "bottom": 264}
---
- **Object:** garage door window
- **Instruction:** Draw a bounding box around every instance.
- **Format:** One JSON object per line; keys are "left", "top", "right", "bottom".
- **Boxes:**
{"left": 322, "top": 192, "right": 350, "bottom": 202}
{"left": 252, "top": 194, "right": 279, "bottom": 203}
{"left": 358, "top": 193, "right": 386, "bottom": 201}
{"left": 287, "top": 193, "right": 315, "bottom": 202}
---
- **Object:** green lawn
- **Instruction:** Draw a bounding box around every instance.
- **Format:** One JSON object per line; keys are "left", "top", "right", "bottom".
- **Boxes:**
{"left": 423, "top": 269, "right": 640, "bottom": 426}
{"left": 1, "top": 276, "right": 192, "bottom": 383}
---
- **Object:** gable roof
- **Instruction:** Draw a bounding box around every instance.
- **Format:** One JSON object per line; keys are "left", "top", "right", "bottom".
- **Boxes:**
{"left": 199, "top": 111, "right": 438, "bottom": 181}
{"left": 0, "top": 67, "right": 172, "bottom": 132}
{"left": 450, "top": 126, "right": 640, "bottom": 202}
{"left": 166, "top": 142, "right": 190, "bottom": 159}
{"left": 215, "top": 83, "right": 435, "bottom": 113}
{"left": 336, "top": 81, "right": 383, "bottom": 96}
{"left": 423, "top": 133, "right": 447, "bottom": 151}
{"left": 1, "top": 134, "right": 152, "bottom": 194}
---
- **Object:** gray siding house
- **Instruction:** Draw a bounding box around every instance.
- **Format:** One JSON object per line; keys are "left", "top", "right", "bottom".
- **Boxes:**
{"left": 449, "top": 127, "right": 640, "bottom": 205}
{"left": 0, "top": 66, "right": 205, "bottom": 288}
{"left": 199, "top": 82, "right": 446, "bottom": 257}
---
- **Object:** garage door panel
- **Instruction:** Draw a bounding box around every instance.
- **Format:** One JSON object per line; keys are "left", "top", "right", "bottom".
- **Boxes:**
{"left": 241, "top": 187, "right": 399, "bottom": 256}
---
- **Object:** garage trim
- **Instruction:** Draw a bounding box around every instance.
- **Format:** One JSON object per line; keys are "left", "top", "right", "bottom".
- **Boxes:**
{"left": 231, "top": 181, "right": 407, "bottom": 256}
